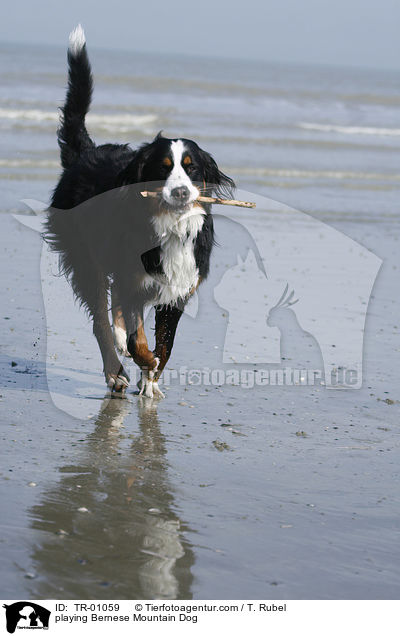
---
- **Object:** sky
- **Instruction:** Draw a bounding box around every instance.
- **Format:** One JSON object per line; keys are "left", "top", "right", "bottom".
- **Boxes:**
{"left": 1, "top": 0, "right": 400, "bottom": 70}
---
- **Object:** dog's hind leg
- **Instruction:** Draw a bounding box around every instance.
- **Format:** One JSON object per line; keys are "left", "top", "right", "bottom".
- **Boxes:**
{"left": 71, "top": 265, "right": 130, "bottom": 394}
{"left": 93, "top": 309, "right": 130, "bottom": 394}
{"left": 110, "top": 283, "right": 131, "bottom": 358}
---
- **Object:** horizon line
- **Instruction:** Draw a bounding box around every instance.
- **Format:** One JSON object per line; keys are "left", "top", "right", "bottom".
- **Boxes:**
{"left": 0, "top": 36, "right": 399, "bottom": 75}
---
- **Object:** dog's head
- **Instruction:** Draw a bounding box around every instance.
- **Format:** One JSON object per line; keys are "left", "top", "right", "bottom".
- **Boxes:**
{"left": 118, "top": 133, "right": 235, "bottom": 211}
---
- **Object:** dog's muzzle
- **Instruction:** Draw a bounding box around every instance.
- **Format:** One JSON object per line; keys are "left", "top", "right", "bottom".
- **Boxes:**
{"left": 171, "top": 186, "right": 190, "bottom": 203}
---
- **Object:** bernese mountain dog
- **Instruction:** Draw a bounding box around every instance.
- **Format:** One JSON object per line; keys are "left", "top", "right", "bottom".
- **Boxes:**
{"left": 45, "top": 25, "right": 235, "bottom": 398}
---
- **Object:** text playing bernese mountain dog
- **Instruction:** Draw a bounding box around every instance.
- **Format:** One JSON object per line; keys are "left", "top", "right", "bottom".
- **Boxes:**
{"left": 45, "top": 26, "right": 235, "bottom": 398}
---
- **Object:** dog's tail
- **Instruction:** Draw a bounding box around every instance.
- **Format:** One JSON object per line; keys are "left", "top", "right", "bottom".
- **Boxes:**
{"left": 58, "top": 25, "right": 95, "bottom": 169}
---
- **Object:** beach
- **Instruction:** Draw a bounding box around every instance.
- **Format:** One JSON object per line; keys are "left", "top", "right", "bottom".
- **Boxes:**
{"left": 0, "top": 42, "right": 399, "bottom": 599}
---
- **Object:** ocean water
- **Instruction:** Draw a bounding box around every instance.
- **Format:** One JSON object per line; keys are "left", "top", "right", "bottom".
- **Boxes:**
{"left": 1, "top": 41, "right": 399, "bottom": 221}
{"left": 1, "top": 41, "right": 400, "bottom": 601}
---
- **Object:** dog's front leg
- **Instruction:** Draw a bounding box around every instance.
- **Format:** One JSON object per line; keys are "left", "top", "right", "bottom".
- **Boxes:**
{"left": 124, "top": 310, "right": 161, "bottom": 398}
{"left": 152, "top": 304, "right": 184, "bottom": 395}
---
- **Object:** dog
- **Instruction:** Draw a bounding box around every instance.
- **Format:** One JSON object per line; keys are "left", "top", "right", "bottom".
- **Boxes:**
{"left": 45, "top": 25, "right": 235, "bottom": 398}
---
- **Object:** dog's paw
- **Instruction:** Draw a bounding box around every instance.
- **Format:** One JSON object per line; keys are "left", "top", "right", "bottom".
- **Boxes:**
{"left": 107, "top": 371, "right": 130, "bottom": 397}
{"left": 138, "top": 378, "right": 165, "bottom": 399}
{"left": 137, "top": 358, "right": 165, "bottom": 399}
{"left": 151, "top": 381, "right": 165, "bottom": 399}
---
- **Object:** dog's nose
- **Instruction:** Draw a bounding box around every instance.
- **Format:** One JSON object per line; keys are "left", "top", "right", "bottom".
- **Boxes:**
{"left": 171, "top": 186, "right": 190, "bottom": 201}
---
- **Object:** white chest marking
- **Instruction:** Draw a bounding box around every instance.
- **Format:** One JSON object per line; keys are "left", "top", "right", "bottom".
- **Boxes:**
{"left": 143, "top": 207, "right": 205, "bottom": 306}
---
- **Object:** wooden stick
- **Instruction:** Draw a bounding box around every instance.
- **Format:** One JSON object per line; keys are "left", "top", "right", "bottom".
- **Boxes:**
{"left": 140, "top": 190, "right": 256, "bottom": 209}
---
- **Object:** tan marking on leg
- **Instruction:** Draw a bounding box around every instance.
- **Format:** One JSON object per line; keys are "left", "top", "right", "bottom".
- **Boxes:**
{"left": 134, "top": 317, "right": 157, "bottom": 370}
{"left": 111, "top": 303, "right": 131, "bottom": 357}
{"left": 111, "top": 304, "right": 126, "bottom": 331}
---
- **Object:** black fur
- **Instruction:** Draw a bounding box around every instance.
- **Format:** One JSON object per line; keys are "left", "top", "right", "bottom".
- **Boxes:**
{"left": 58, "top": 43, "right": 95, "bottom": 169}
{"left": 45, "top": 32, "right": 235, "bottom": 392}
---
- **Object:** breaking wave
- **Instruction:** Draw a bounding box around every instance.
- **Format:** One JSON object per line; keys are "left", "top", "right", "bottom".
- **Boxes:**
{"left": 0, "top": 108, "right": 157, "bottom": 133}
{"left": 299, "top": 122, "right": 400, "bottom": 137}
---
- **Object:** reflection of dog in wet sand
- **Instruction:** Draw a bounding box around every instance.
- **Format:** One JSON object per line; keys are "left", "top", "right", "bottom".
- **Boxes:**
{"left": 45, "top": 25, "right": 234, "bottom": 399}
{"left": 28, "top": 398, "right": 192, "bottom": 599}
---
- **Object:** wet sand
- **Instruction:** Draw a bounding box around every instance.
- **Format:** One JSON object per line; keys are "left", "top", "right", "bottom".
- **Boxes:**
{"left": 1, "top": 210, "right": 399, "bottom": 600}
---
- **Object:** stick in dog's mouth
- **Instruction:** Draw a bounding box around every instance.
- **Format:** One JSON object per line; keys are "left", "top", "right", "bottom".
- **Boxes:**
{"left": 140, "top": 190, "right": 256, "bottom": 209}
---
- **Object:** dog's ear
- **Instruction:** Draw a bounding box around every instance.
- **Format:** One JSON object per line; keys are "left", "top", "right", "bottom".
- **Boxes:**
{"left": 198, "top": 148, "right": 235, "bottom": 199}
{"left": 117, "top": 143, "right": 151, "bottom": 185}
